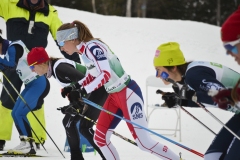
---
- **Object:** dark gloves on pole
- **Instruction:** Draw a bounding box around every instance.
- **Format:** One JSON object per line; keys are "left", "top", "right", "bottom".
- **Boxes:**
{"left": 58, "top": 89, "right": 87, "bottom": 115}
{"left": 68, "top": 90, "right": 82, "bottom": 103}
{"left": 57, "top": 102, "right": 82, "bottom": 115}
{"left": 161, "top": 92, "right": 178, "bottom": 108}
{"left": 156, "top": 89, "right": 189, "bottom": 107}
{"left": 61, "top": 83, "right": 87, "bottom": 99}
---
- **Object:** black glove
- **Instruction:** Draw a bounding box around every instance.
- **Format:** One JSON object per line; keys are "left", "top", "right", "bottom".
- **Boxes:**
{"left": 161, "top": 92, "right": 178, "bottom": 108}
{"left": 78, "top": 88, "right": 88, "bottom": 99}
{"left": 68, "top": 90, "right": 81, "bottom": 103}
{"left": 156, "top": 89, "right": 164, "bottom": 94}
{"left": 61, "top": 83, "right": 81, "bottom": 98}
{"left": 57, "top": 102, "right": 83, "bottom": 115}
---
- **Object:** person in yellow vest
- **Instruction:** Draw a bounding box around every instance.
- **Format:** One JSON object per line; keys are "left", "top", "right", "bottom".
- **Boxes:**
{"left": 0, "top": 0, "right": 80, "bottom": 150}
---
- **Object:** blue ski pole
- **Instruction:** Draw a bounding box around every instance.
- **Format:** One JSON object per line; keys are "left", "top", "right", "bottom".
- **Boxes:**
{"left": 82, "top": 98, "right": 204, "bottom": 158}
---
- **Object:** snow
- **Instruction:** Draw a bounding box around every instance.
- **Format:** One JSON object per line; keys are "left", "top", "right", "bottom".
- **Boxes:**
{"left": 0, "top": 5, "right": 238, "bottom": 160}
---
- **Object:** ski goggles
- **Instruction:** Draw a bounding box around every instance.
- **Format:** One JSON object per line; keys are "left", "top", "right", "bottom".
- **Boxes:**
{"left": 223, "top": 39, "right": 240, "bottom": 55}
{"left": 156, "top": 71, "right": 169, "bottom": 79}
{"left": 29, "top": 58, "right": 45, "bottom": 70}
{"left": 29, "top": 61, "right": 37, "bottom": 70}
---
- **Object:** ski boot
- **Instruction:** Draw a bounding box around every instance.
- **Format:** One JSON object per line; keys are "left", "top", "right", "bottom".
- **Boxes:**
{"left": 0, "top": 140, "right": 5, "bottom": 151}
{"left": 8, "top": 136, "right": 36, "bottom": 154}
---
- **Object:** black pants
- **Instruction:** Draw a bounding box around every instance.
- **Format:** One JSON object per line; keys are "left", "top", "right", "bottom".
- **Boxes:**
{"left": 1, "top": 69, "right": 22, "bottom": 110}
{"left": 0, "top": 70, "right": 22, "bottom": 145}
{"left": 62, "top": 86, "right": 108, "bottom": 160}
{"left": 205, "top": 114, "right": 240, "bottom": 160}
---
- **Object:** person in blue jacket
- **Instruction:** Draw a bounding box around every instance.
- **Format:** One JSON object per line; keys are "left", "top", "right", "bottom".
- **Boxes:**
{"left": 0, "top": 29, "right": 50, "bottom": 154}
{"left": 153, "top": 42, "right": 240, "bottom": 160}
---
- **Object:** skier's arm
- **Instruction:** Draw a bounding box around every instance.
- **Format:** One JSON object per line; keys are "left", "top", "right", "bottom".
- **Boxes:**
{"left": 0, "top": 44, "right": 23, "bottom": 70}
{"left": 78, "top": 44, "right": 111, "bottom": 93}
{"left": 185, "top": 67, "right": 225, "bottom": 107}
{"left": 55, "top": 63, "right": 85, "bottom": 83}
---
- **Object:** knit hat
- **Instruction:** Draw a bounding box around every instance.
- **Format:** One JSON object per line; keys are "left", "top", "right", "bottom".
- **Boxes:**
{"left": 221, "top": 7, "right": 240, "bottom": 41}
{"left": 27, "top": 47, "right": 49, "bottom": 66}
{"left": 153, "top": 42, "right": 186, "bottom": 66}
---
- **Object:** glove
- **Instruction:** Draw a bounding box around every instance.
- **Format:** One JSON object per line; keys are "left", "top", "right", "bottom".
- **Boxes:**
{"left": 156, "top": 89, "right": 164, "bottom": 94}
{"left": 68, "top": 90, "right": 81, "bottom": 103}
{"left": 161, "top": 92, "right": 178, "bottom": 108}
{"left": 57, "top": 105, "right": 78, "bottom": 115}
{"left": 212, "top": 89, "right": 234, "bottom": 110}
{"left": 57, "top": 102, "right": 83, "bottom": 115}
{"left": 61, "top": 83, "right": 81, "bottom": 98}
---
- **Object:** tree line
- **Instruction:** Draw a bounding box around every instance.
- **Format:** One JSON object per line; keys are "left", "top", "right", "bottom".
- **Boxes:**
{"left": 50, "top": 0, "right": 240, "bottom": 26}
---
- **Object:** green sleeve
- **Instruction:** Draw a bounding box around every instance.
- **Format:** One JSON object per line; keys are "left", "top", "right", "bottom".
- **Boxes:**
{"left": 75, "top": 62, "right": 87, "bottom": 75}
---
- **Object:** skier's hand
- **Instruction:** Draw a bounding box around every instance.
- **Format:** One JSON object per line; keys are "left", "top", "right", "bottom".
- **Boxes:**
{"left": 211, "top": 89, "right": 234, "bottom": 110}
{"left": 61, "top": 83, "right": 81, "bottom": 98}
{"left": 156, "top": 89, "right": 163, "bottom": 94}
{"left": 57, "top": 102, "right": 82, "bottom": 115}
{"left": 68, "top": 90, "right": 81, "bottom": 103}
{"left": 57, "top": 105, "right": 73, "bottom": 114}
{"left": 162, "top": 92, "right": 178, "bottom": 108}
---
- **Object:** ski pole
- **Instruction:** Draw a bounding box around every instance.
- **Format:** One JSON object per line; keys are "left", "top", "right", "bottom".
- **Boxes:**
{"left": 1, "top": 72, "right": 65, "bottom": 158}
{"left": 156, "top": 89, "right": 217, "bottom": 135}
{"left": 82, "top": 98, "right": 204, "bottom": 158}
{"left": 62, "top": 104, "right": 137, "bottom": 146}
{"left": 165, "top": 77, "right": 240, "bottom": 141}
{"left": 193, "top": 99, "right": 240, "bottom": 141}
{"left": 180, "top": 106, "right": 217, "bottom": 135}
{"left": 0, "top": 78, "right": 48, "bottom": 153}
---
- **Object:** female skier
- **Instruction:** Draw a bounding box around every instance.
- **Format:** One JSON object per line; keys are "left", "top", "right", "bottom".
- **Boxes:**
{"left": 55, "top": 20, "right": 181, "bottom": 160}
{"left": 27, "top": 47, "right": 108, "bottom": 160}
{"left": 153, "top": 42, "right": 240, "bottom": 160}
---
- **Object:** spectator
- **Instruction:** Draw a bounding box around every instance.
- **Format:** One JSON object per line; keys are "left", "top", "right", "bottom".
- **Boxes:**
{"left": 0, "top": 0, "right": 80, "bottom": 150}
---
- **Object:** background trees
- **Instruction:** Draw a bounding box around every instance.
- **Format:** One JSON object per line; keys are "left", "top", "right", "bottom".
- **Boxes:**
{"left": 50, "top": 0, "right": 240, "bottom": 26}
